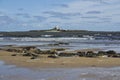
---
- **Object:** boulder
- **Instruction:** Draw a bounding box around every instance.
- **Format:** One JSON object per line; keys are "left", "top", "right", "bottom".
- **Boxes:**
{"left": 11, "top": 54, "right": 17, "bottom": 56}
{"left": 106, "top": 50, "right": 117, "bottom": 57}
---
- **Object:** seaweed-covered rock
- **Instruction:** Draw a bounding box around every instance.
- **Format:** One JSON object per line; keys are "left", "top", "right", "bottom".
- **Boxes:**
{"left": 33, "top": 49, "right": 42, "bottom": 54}
{"left": 47, "top": 42, "right": 69, "bottom": 46}
{"left": 6, "top": 49, "right": 14, "bottom": 52}
{"left": 78, "top": 51, "right": 97, "bottom": 57}
{"left": 112, "top": 54, "right": 120, "bottom": 58}
{"left": 57, "top": 42, "right": 69, "bottom": 45}
{"left": 22, "top": 46, "right": 36, "bottom": 51}
{"left": 51, "top": 48, "right": 66, "bottom": 51}
{"left": 106, "top": 50, "right": 117, "bottom": 57}
{"left": 59, "top": 52, "right": 76, "bottom": 57}
{"left": 48, "top": 55, "right": 58, "bottom": 58}
{"left": 22, "top": 53, "right": 32, "bottom": 56}
{"left": 11, "top": 54, "right": 17, "bottom": 56}
{"left": 31, "top": 53, "right": 38, "bottom": 57}
{"left": 106, "top": 50, "right": 116, "bottom": 55}
{"left": 77, "top": 52, "right": 86, "bottom": 57}
{"left": 85, "top": 51, "right": 97, "bottom": 57}
{"left": 31, "top": 56, "right": 37, "bottom": 59}
{"left": 97, "top": 51, "right": 107, "bottom": 56}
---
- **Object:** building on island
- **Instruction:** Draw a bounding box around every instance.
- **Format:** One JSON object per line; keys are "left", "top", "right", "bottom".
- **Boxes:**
{"left": 46, "top": 26, "right": 64, "bottom": 32}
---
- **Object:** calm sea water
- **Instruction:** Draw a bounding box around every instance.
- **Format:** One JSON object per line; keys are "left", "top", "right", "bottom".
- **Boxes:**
{"left": 0, "top": 37, "right": 120, "bottom": 52}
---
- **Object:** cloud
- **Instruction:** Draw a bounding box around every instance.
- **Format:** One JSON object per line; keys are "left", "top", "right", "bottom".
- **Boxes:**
{"left": 16, "top": 13, "right": 31, "bottom": 18}
{"left": 74, "top": 0, "right": 112, "bottom": 4}
{"left": 81, "top": 16, "right": 99, "bottom": 19}
{"left": 50, "top": 21, "right": 61, "bottom": 24}
{"left": 0, "top": 11, "right": 6, "bottom": 16}
{"left": 53, "top": 4, "right": 69, "bottom": 8}
{"left": 1, "top": 0, "right": 120, "bottom": 31}
{"left": 103, "top": 0, "right": 120, "bottom": 4}
{"left": 33, "top": 16, "right": 47, "bottom": 22}
{"left": 99, "top": 17, "right": 112, "bottom": 20}
{"left": 0, "top": 15, "right": 14, "bottom": 25}
{"left": 18, "top": 8, "right": 24, "bottom": 11}
{"left": 43, "top": 11, "right": 81, "bottom": 19}
{"left": 115, "top": 22, "right": 120, "bottom": 25}
{"left": 86, "top": 11, "right": 101, "bottom": 14}
{"left": 0, "top": 11, "right": 2, "bottom": 14}
{"left": 112, "top": 14, "right": 120, "bottom": 16}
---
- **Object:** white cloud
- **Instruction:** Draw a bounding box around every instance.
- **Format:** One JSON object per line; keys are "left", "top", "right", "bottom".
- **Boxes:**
{"left": 1, "top": 0, "right": 120, "bottom": 31}
{"left": 44, "top": 0, "right": 120, "bottom": 30}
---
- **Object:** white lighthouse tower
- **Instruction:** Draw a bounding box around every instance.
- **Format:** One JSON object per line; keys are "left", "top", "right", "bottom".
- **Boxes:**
{"left": 52, "top": 25, "right": 61, "bottom": 30}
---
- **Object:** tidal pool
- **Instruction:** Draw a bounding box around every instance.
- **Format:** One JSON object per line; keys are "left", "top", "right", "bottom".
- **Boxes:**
{"left": 0, "top": 61, "right": 120, "bottom": 80}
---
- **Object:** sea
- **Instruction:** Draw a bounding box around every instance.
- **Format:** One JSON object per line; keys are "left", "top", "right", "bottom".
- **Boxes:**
{"left": 0, "top": 37, "right": 120, "bottom": 52}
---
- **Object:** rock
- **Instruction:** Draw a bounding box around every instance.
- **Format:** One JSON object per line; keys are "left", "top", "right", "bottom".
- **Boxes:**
{"left": 77, "top": 51, "right": 97, "bottom": 57}
{"left": 97, "top": 51, "right": 107, "bottom": 56}
{"left": 77, "top": 51, "right": 86, "bottom": 57}
{"left": 106, "top": 50, "right": 117, "bottom": 57}
{"left": 6, "top": 49, "right": 14, "bottom": 52}
{"left": 106, "top": 50, "right": 116, "bottom": 55}
{"left": 112, "top": 54, "right": 119, "bottom": 58}
{"left": 47, "top": 42, "right": 69, "bottom": 46}
{"left": 48, "top": 55, "right": 58, "bottom": 58}
{"left": 51, "top": 48, "right": 66, "bottom": 51}
{"left": 85, "top": 51, "right": 97, "bottom": 57}
{"left": 57, "top": 42, "right": 69, "bottom": 45}
{"left": 22, "top": 53, "right": 32, "bottom": 56}
{"left": 11, "top": 54, "right": 17, "bottom": 56}
{"left": 48, "top": 43, "right": 60, "bottom": 46}
{"left": 31, "top": 53, "right": 38, "bottom": 57}
{"left": 59, "top": 52, "right": 76, "bottom": 57}
{"left": 22, "top": 46, "right": 36, "bottom": 51}
{"left": 30, "top": 56, "right": 37, "bottom": 59}
{"left": 33, "top": 49, "right": 42, "bottom": 54}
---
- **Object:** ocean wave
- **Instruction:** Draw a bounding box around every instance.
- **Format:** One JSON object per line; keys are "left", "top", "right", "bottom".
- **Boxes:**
{"left": 0, "top": 37, "right": 90, "bottom": 42}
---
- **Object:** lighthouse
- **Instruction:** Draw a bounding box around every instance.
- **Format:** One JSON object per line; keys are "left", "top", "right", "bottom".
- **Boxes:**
{"left": 52, "top": 25, "right": 61, "bottom": 31}
{"left": 45, "top": 26, "right": 64, "bottom": 32}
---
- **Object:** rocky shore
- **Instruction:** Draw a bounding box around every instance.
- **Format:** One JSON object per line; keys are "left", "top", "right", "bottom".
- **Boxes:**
{"left": 0, "top": 46, "right": 120, "bottom": 68}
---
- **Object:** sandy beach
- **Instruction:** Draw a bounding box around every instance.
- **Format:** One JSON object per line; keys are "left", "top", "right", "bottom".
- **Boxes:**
{"left": 0, "top": 50, "right": 120, "bottom": 69}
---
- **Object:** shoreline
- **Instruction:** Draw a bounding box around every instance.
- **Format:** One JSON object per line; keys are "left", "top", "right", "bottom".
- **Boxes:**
{"left": 0, "top": 50, "right": 120, "bottom": 69}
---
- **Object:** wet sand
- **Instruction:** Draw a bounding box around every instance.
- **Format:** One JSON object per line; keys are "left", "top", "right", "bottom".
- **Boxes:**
{"left": 1, "top": 60, "right": 120, "bottom": 80}
{"left": 0, "top": 50, "right": 120, "bottom": 69}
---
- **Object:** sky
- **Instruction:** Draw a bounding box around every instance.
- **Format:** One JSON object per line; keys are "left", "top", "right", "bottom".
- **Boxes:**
{"left": 0, "top": 0, "right": 120, "bottom": 31}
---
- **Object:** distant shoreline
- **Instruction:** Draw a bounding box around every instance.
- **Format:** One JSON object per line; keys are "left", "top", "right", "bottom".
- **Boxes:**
{"left": 0, "top": 29, "right": 120, "bottom": 40}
